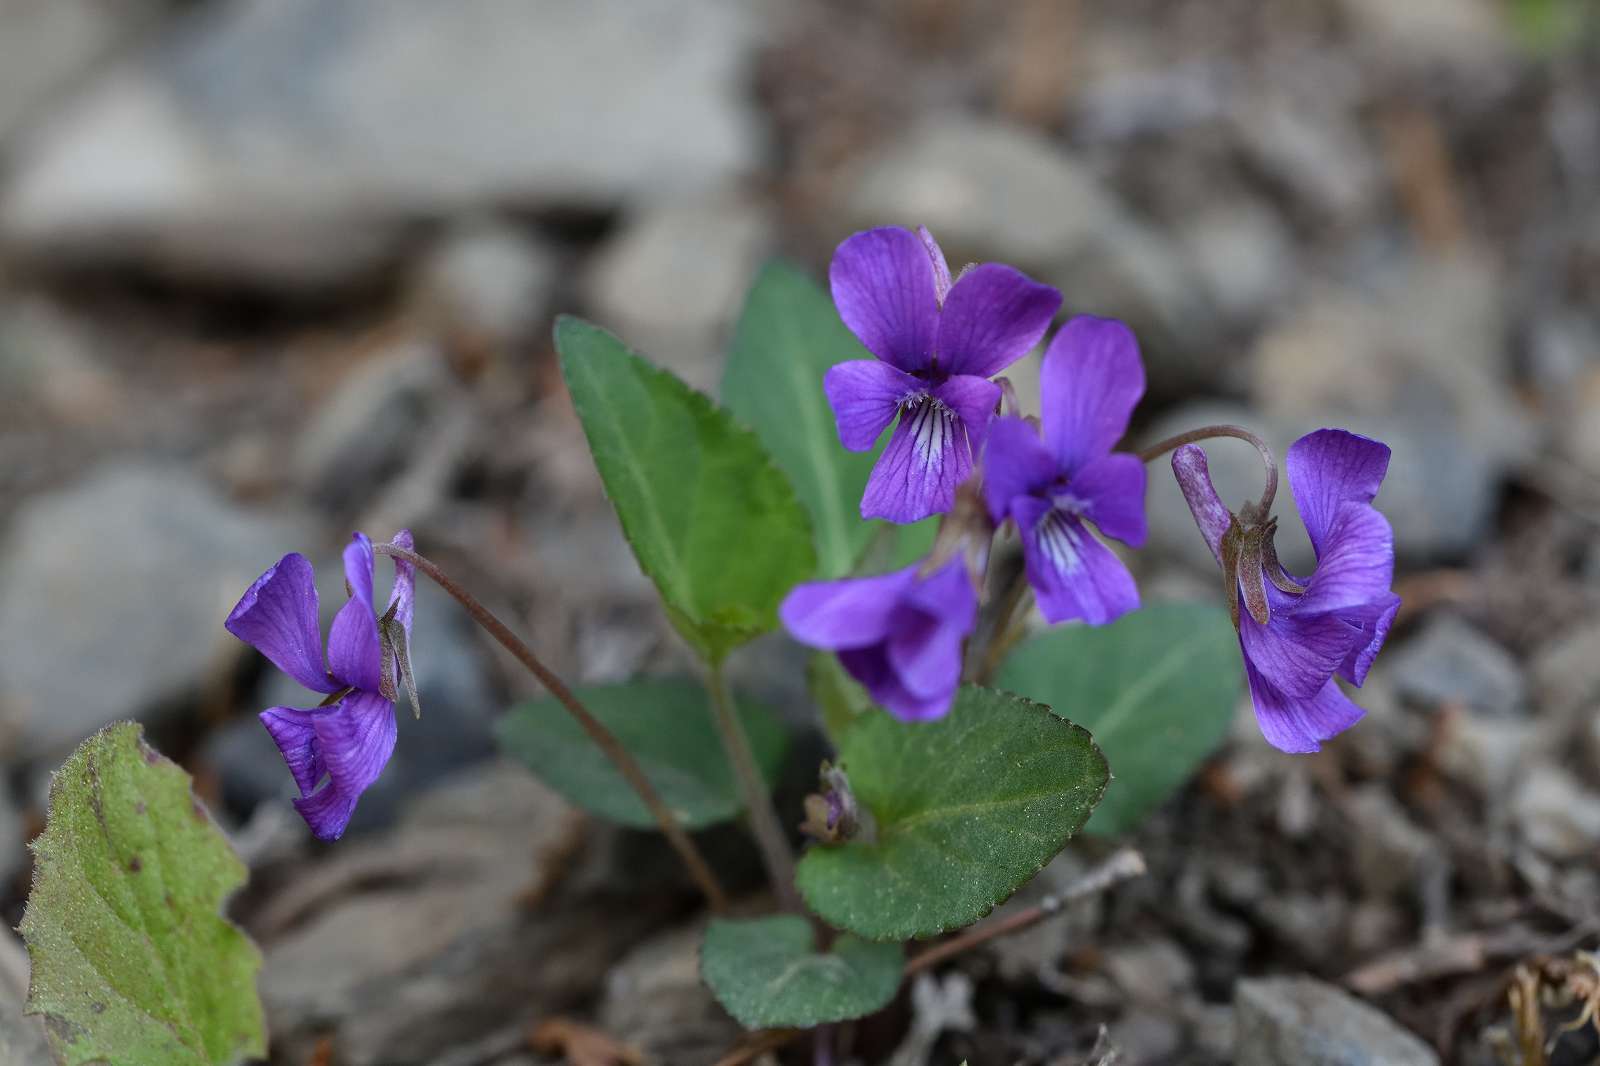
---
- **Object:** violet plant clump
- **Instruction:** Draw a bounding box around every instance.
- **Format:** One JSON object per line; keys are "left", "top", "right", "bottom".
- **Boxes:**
{"left": 205, "top": 222, "right": 1399, "bottom": 1046}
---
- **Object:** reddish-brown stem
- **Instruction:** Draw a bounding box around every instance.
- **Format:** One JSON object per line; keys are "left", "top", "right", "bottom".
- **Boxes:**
{"left": 1137, "top": 424, "right": 1279, "bottom": 515}
{"left": 373, "top": 542, "right": 730, "bottom": 913}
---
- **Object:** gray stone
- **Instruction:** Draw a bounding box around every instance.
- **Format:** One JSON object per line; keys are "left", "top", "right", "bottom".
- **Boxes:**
{"left": 1385, "top": 615, "right": 1526, "bottom": 717}
{"left": 1, "top": 0, "right": 758, "bottom": 282}
{"left": 1337, "top": 0, "right": 1508, "bottom": 70}
{"left": 0, "top": 0, "right": 164, "bottom": 148}
{"left": 582, "top": 196, "right": 772, "bottom": 392}
{"left": 413, "top": 217, "right": 557, "bottom": 356}
{"left": 1436, "top": 711, "right": 1530, "bottom": 795}
{"left": 1531, "top": 617, "right": 1600, "bottom": 721}
{"left": 214, "top": 565, "right": 499, "bottom": 835}
{"left": 290, "top": 339, "right": 450, "bottom": 509}
{"left": 1176, "top": 203, "right": 1296, "bottom": 323}
{"left": 1235, "top": 976, "right": 1439, "bottom": 1066}
{"left": 1235, "top": 101, "right": 1383, "bottom": 223}
{"left": 1103, "top": 940, "right": 1196, "bottom": 1004}
{"left": 1109, "top": 1009, "right": 1183, "bottom": 1065}
{"left": 1512, "top": 770, "right": 1600, "bottom": 862}
{"left": 0, "top": 464, "right": 308, "bottom": 761}
{"left": 598, "top": 924, "right": 739, "bottom": 1064}
{"left": 256, "top": 761, "right": 650, "bottom": 1066}
{"left": 1342, "top": 785, "right": 1441, "bottom": 898}
{"left": 0, "top": 924, "right": 49, "bottom": 1066}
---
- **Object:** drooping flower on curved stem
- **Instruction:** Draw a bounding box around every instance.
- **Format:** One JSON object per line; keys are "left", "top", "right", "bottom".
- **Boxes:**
{"left": 1172, "top": 429, "right": 1400, "bottom": 753}
{"left": 826, "top": 225, "right": 1061, "bottom": 524}
{"left": 225, "top": 530, "right": 416, "bottom": 839}
{"left": 982, "top": 316, "right": 1148, "bottom": 625}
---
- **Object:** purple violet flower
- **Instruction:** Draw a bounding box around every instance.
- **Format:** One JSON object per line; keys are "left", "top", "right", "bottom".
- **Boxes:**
{"left": 225, "top": 530, "right": 416, "bottom": 840}
{"left": 781, "top": 557, "right": 977, "bottom": 722}
{"left": 1172, "top": 430, "right": 1400, "bottom": 753}
{"left": 981, "top": 316, "right": 1148, "bottom": 625}
{"left": 826, "top": 226, "right": 1061, "bottom": 524}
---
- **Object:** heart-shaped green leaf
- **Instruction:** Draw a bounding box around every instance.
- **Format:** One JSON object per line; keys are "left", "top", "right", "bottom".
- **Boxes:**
{"left": 21, "top": 722, "right": 265, "bottom": 1066}
{"left": 700, "top": 915, "right": 903, "bottom": 1029}
{"left": 557, "top": 315, "right": 816, "bottom": 664}
{"left": 796, "top": 686, "right": 1108, "bottom": 940}
{"left": 497, "top": 678, "right": 788, "bottom": 829}
{"left": 998, "top": 603, "right": 1241, "bottom": 835}
{"left": 722, "top": 261, "right": 880, "bottom": 579}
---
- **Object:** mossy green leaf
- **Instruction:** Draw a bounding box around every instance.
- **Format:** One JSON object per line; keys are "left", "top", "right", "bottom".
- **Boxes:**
{"left": 497, "top": 678, "right": 787, "bottom": 829}
{"left": 700, "top": 916, "right": 902, "bottom": 1029}
{"left": 557, "top": 315, "right": 817, "bottom": 663}
{"left": 796, "top": 686, "right": 1108, "bottom": 941}
{"left": 998, "top": 602, "right": 1241, "bottom": 835}
{"left": 20, "top": 722, "right": 265, "bottom": 1066}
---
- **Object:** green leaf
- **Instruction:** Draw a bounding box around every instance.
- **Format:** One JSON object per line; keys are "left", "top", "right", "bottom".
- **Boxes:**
{"left": 21, "top": 722, "right": 265, "bottom": 1066}
{"left": 997, "top": 602, "right": 1242, "bottom": 836}
{"left": 796, "top": 686, "right": 1108, "bottom": 940}
{"left": 496, "top": 677, "right": 788, "bottom": 829}
{"left": 700, "top": 916, "right": 902, "bottom": 1029}
{"left": 721, "top": 261, "right": 878, "bottom": 579}
{"left": 807, "top": 653, "right": 873, "bottom": 748}
{"left": 557, "top": 315, "right": 817, "bottom": 663}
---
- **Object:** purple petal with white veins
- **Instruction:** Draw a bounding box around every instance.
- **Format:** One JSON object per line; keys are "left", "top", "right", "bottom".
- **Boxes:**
{"left": 917, "top": 226, "right": 952, "bottom": 304}
{"left": 293, "top": 784, "right": 360, "bottom": 842}
{"left": 1070, "top": 452, "right": 1148, "bottom": 547}
{"left": 388, "top": 528, "right": 416, "bottom": 636}
{"left": 824, "top": 360, "right": 922, "bottom": 451}
{"left": 225, "top": 553, "right": 337, "bottom": 694}
{"left": 781, "top": 565, "right": 920, "bottom": 650}
{"left": 981, "top": 417, "right": 1057, "bottom": 524}
{"left": 931, "top": 374, "right": 1001, "bottom": 456}
{"left": 1238, "top": 605, "right": 1365, "bottom": 700}
{"left": 1338, "top": 592, "right": 1401, "bottom": 687}
{"left": 1287, "top": 429, "right": 1391, "bottom": 557}
{"left": 311, "top": 688, "right": 397, "bottom": 801}
{"left": 1245, "top": 661, "right": 1365, "bottom": 754}
{"left": 1014, "top": 497, "right": 1139, "bottom": 625}
{"left": 829, "top": 227, "right": 940, "bottom": 373}
{"left": 861, "top": 396, "right": 969, "bottom": 523}
{"left": 838, "top": 645, "right": 954, "bottom": 722}
{"left": 1041, "top": 316, "right": 1145, "bottom": 474}
{"left": 936, "top": 264, "right": 1061, "bottom": 379}
{"left": 1294, "top": 504, "right": 1395, "bottom": 617}
{"left": 260, "top": 704, "right": 326, "bottom": 796}
{"left": 1171, "top": 445, "right": 1230, "bottom": 565}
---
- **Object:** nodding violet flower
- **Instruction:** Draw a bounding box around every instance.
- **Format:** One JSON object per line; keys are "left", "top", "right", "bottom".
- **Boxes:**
{"left": 781, "top": 557, "right": 978, "bottom": 722}
{"left": 826, "top": 225, "right": 1061, "bottom": 524}
{"left": 982, "top": 316, "right": 1148, "bottom": 625}
{"left": 1172, "top": 430, "right": 1400, "bottom": 753}
{"left": 225, "top": 531, "right": 416, "bottom": 840}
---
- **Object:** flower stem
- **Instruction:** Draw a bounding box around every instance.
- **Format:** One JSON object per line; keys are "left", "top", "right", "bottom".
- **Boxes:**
{"left": 372, "top": 542, "right": 730, "bottom": 913}
{"left": 1137, "top": 424, "right": 1279, "bottom": 514}
{"left": 707, "top": 661, "right": 801, "bottom": 912}
{"left": 970, "top": 565, "right": 1034, "bottom": 686}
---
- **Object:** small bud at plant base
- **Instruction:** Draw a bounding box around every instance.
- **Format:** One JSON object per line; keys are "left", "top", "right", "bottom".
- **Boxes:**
{"left": 801, "top": 762, "right": 859, "bottom": 844}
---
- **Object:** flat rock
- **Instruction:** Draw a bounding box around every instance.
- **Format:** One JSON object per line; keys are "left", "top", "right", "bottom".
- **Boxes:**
{"left": 1235, "top": 976, "right": 1439, "bottom": 1066}
{"left": 1385, "top": 615, "right": 1526, "bottom": 717}
{"left": 255, "top": 761, "right": 655, "bottom": 1066}
{"left": 598, "top": 923, "right": 740, "bottom": 1064}
{"left": 1, "top": 0, "right": 758, "bottom": 284}
{"left": 1512, "top": 770, "right": 1600, "bottom": 862}
{"left": 0, "top": 464, "right": 309, "bottom": 761}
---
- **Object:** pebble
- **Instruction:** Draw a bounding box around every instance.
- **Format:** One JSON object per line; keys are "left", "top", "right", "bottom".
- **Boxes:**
{"left": 1235, "top": 975, "right": 1440, "bottom": 1066}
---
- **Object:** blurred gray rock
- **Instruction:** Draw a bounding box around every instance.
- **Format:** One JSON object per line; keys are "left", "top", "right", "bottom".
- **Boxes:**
{"left": 582, "top": 196, "right": 772, "bottom": 392}
{"left": 1337, "top": 0, "right": 1508, "bottom": 70}
{"left": 291, "top": 340, "right": 449, "bottom": 509}
{"left": 257, "top": 761, "right": 647, "bottom": 1066}
{"left": 1436, "top": 712, "right": 1530, "bottom": 795}
{"left": 1235, "top": 101, "right": 1383, "bottom": 224}
{"left": 414, "top": 217, "right": 557, "bottom": 356}
{"left": 1530, "top": 617, "right": 1600, "bottom": 722}
{"left": 0, "top": 464, "right": 307, "bottom": 761}
{"left": 1512, "top": 770, "right": 1600, "bottom": 861}
{"left": 1110, "top": 1009, "right": 1183, "bottom": 1065}
{"left": 1235, "top": 976, "right": 1439, "bottom": 1066}
{"left": 1, "top": 0, "right": 758, "bottom": 284}
{"left": 0, "top": 0, "right": 164, "bottom": 148}
{"left": 1103, "top": 940, "right": 1195, "bottom": 1004}
{"left": 1343, "top": 786, "right": 1441, "bottom": 899}
{"left": 213, "top": 567, "right": 498, "bottom": 835}
{"left": 598, "top": 923, "right": 739, "bottom": 1064}
{"left": 1385, "top": 615, "right": 1526, "bottom": 717}
{"left": 1176, "top": 203, "right": 1296, "bottom": 323}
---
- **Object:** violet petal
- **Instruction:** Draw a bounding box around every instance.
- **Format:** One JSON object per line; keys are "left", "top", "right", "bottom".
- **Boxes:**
{"left": 1014, "top": 496, "right": 1139, "bottom": 625}
{"left": 980, "top": 416, "right": 1057, "bottom": 524}
{"left": 225, "top": 553, "right": 337, "bottom": 694}
{"left": 1041, "top": 316, "right": 1146, "bottom": 474}
{"left": 824, "top": 360, "right": 921, "bottom": 451}
{"left": 781, "top": 565, "right": 919, "bottom": 650}
{"left": 861, "top": 396, "right": 969, "bottom": 523}
{"left": 1171, "top": 445, "right": 1230, "bottom": 565}
{"left": 259, "top": 704, "right": 327, "bottom": 796}
{"left": 1286, "top": 429, "right": 1391, "bottom": 557}
{"left": 829, "top": 227, "right": 940, "bottom": 373}
{"left": 931, "top": 374, "right": 1001, "bottom": 457}
{"left": 1069, "top": 452, "right": 1148, "bottom": 548}
{"left": 936, "top": 263, "right": 1060, "bottom": 379}
{"left": 1245, "top": 662, "right": 1365, "bottom": 754}
{"left": 310, "top": 688, "right": 398, "bottom": 803}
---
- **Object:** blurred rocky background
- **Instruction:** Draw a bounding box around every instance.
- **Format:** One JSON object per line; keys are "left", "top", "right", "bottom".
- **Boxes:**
{"left": 0, "top": 1, "right": 1597, "bottom": 1063}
